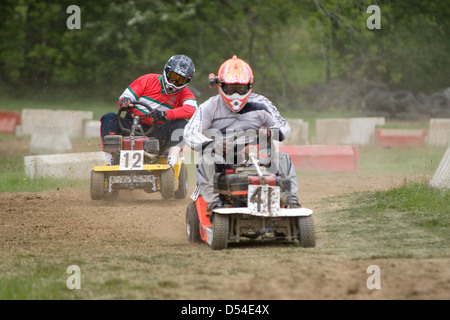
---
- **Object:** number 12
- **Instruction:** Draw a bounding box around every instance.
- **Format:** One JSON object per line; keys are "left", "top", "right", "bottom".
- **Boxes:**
{"left": 123, "top": 152, "right": 142, "bottom": 169}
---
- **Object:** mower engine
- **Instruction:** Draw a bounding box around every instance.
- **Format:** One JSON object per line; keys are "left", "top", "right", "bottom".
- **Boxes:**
{"left": 103, "top": 134, "right": 160, "bottom": 165}
{"left": 213, "top": 168, "right": 292, "bottom": 208}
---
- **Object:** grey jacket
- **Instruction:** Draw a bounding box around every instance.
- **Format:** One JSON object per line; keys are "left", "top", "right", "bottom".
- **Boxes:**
{"left": 184, "top": 93, "right": 290, "bottom": 151}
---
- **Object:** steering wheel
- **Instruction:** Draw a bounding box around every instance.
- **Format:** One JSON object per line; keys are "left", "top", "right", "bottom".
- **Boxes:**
{"left": 117, "top": 101, "right": 156, "bottom": 136}
{"left": 212, "top": 131, "right": 257, "bottom": 157}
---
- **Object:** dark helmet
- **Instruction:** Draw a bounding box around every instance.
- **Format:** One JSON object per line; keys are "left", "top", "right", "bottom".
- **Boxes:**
{"left": 162, "top": 55, "right": 195, "bottom": 94}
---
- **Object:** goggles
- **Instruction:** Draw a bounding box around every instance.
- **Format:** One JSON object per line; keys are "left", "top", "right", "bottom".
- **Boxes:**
{"left": 167, "top": 71, "right": 190, "bottom": 87}
{"left": 221, "top": 83, "right": 251, "bottom": 95}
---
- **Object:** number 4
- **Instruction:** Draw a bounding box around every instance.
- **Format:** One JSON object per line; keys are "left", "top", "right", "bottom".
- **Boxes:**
{"left": 250, "top": 186, "right": 262, "bottom": 212}
{"left": 249, "top": 186, "right": 274, "bottom": 214}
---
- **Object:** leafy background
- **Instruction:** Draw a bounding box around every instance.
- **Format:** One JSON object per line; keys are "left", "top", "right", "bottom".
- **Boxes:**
{"left": 1, "top": 0, "right": 448, "bottom": 110}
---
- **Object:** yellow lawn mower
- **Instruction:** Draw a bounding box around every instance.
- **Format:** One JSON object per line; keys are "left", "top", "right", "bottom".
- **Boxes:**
{"left": 90, "top": 103, "right": 188, "bottom": 201}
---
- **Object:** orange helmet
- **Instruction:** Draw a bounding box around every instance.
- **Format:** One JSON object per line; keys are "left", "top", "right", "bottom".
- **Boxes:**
{"left": 209, "top": 55, "right": 254, "bottom": 112}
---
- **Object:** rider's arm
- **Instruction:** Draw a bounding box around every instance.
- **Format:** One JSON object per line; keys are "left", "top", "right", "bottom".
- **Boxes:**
{"left": 165, "top": 104, "right": 196, "bottom": 120}
{"left": 117, "top": 75, "right": 149, "bottom": 108}
{"left": 251, "top": 94, "right": 290, "bottom": 142}
{"left": 184, "top": 97, "right": 216, "bottom": 152}
{"left": 165, "top": 89, "right": 197, "bottom": 120}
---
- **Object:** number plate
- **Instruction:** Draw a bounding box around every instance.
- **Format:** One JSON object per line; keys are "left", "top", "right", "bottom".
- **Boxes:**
{"left": 248, "top": 185, "right": 280, "bottom": 216}
{"left": 119, "top": 150, "right": 144, "bottom": 170}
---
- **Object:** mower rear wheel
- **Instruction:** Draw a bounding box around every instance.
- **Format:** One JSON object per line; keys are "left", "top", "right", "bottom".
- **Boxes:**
{"left": 186, "top": 202, "right": 201, "bottom": 243}
{"left": 90, "top": 171, "right": 105, "bottom": 200}
{"left": 160, "top": 168, "right": 175, "bottom": 199}
{"left": 297, "top": 216, "right": 316, "bottom": 248}
{"left": 211, "top": 213, "right": 229, "bottom": 250}
{"left": 175, "top": 163, "right": 188, "bottom": 199}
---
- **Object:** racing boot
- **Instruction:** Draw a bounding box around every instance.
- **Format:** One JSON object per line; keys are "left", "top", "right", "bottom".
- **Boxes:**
{"left": 207, "top": 200, "right": 223, "bottom": 211}
{"left": 167, "top": 146, "right": 181, "bottom": 168}
{"left": 104, "top": 152, "right": 113, "bottom": 166}
{"left": 287, "top": 195, "right": 302, "bottom": 208}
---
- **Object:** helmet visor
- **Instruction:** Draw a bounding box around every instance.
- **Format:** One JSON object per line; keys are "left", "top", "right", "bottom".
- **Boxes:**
{"left": 221, "top": 83, "right": 251, "bottom": 95}
{"left": 167, "top": 71, "right": 190, "bottom": 87}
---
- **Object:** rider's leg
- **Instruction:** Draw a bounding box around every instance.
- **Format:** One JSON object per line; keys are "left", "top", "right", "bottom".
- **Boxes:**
{"left": 100, "top": 113, "right": 133, "bottom": 165}
{"left": 100, "top": 113, "right": 120, "bottom": 138}
{"left": 151, "top": 119, "right": 187, "bottom": 167}
{"left": 196, "top": 161, "right": 222, "bottom": 210}
{"left": 167, "top": 146, "right": 181, "bottom": 167}
{"left": 279, "top": 151, "right": 301, "bottom": 207}
{"left": 266, "top": 151, "right": 301, "bottom": 208}
{"left": 100, "top": 113, "right": 120, "bottom": 165}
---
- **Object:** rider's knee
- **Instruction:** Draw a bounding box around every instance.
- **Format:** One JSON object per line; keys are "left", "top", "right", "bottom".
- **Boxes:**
{"left": 100, "top": 112, "right": 117, "bottom": 123}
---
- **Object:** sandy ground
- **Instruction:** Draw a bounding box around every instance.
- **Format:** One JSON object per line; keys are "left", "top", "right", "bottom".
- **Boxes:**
{"left": 0, "top": 138, "right": 449, "bottom": 300}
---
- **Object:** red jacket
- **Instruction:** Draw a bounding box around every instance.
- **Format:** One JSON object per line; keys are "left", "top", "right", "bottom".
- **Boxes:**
{"left": 118, "top": 73, "right": 197, "bottom": 126}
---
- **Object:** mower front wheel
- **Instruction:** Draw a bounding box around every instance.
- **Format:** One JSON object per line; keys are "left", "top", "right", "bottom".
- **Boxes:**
{"left": 160, "top": 168, "right": 175, "bottom": 199}
{"left": 90, "top": 171, "right": 105, "bottom": 200}
{"left": 186, "top": 202, "right": 201, "bottom": 243}
{"left": 210, "top": 213, "right": 229, "bottom": 250}
{"left": 175, "top": 163, "right": 188, "bottom": 199}
{"left": 297, "top": 216, "right": 316, "bottom": 248}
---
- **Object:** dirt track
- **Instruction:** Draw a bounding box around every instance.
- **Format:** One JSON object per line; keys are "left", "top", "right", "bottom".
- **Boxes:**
{"left": 1, "top": 173, "right": 449, "bottom": 299}
{"left": 0, "top": 139, "right": 449, "bottom": 300}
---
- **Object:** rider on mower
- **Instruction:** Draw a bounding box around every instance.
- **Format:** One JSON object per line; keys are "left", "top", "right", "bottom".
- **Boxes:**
{"left": 100, "top": 54, "right": 197, "bottom": 167}
{"left": 183, "top": 55, "right": 302, "bottom": 210}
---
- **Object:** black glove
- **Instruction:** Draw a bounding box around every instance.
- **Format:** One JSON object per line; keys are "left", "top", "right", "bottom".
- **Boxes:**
{"left": 119, "top": 97, "right": 132, "bottom": 108}
{"left": 151, "top": 109, "right": 167, "bottom": 122}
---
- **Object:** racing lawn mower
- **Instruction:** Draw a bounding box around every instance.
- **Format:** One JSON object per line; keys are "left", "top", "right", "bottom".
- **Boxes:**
{"left": 90, "top": 102, "right": 188, "bottom": 201}
{"left": 186, "top": 141, "right": 316, "bottom": 250}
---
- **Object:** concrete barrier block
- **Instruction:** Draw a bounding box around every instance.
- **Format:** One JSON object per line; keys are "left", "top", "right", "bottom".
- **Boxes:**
{"left": 279, "top": 145, "right": 359, "bottom": 173}
{"left": 57, "top": 110, "right": 93, "bottom": 138}
{"left": 29, "top": 126, "right": 72, "bottom": 155}
{"left": 84, "top": 120, "right": 101, "bottom": 138}
{"left": 315, "top": 117, "right": 385, "bottom": 146}
{"left": 427, "top": 119, "right": 450, "bottom": 147}
{"left": 24, "top": 152, "right": 105, "bottom": 180}
{"left": 430, "top": 130, "right": 450, "bottom": 189}
{"left": 0, "top": 118, "right": 18, "bottom": 135}
{"left": 284, "top": 118, "right": 309, "bottom": 145}
{"left": 0, "top": 110, "right": 21, "bottom": 134}
{"left": 18, "top": 109, "right": 57, "bottom": 136}
{"left": 376, "top": 129, "right": 428, "bottom": 147}
{"left": 19, "top": 109, "right": 93, "bottom": 138}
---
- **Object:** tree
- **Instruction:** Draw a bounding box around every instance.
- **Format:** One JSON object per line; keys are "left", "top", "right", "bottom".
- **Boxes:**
{"left": 1, "top": 0, "right": 448, "bottom": 106}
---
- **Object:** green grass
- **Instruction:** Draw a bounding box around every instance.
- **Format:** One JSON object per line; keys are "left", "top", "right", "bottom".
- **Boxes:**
{"left": 379, "top": 120, "right": 430, "bottom": 130}
{"left": 322, "top": 182, "right": 450, "bottom": 259}
{"left": 0, "top": 254, "right": 85, "bottom": 300}
{"left": 0, "top": 152, "right": 87, "bottom": 193}
{"left": 0, "top": 134, "right": 90, "bottom": 193}
{"left": 359, "top": 146, "right": 446, "bottom": 176}
{"left": 3, "top": 96, "right": 113, "bottom": 121}
{"left": 1, "top": 135, "right": 446, "bottom": 193}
